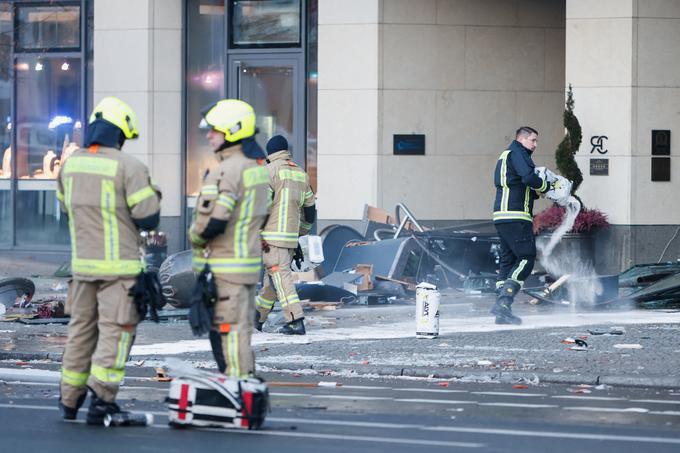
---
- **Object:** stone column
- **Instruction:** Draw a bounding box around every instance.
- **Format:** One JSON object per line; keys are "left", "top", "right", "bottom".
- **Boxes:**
{"left": 317, "top": 0, "right": 380, "bottom": 226}
{"left": 567, "top": 0, "right": 680, "bottom": 268}
{"left": 93, "top": 0, "right": 183, "bottom": 251}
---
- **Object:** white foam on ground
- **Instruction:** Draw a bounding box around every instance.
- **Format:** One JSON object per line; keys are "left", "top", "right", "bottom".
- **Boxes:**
{"left": 129, "top": 310, "right": 680, "bottom": 356}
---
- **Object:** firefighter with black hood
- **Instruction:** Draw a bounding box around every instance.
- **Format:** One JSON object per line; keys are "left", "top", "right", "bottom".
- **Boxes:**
{"left": 57, "top": 97, "right": 162, "bottom": 423}
{"left": 491, "top": 126, "right": 551, "bottom": 325}
{"left": 189, "top": 99, "right": 270, "bottom": 377}
{"left": 255, "top": 135, "right": 316, "bottom": 335}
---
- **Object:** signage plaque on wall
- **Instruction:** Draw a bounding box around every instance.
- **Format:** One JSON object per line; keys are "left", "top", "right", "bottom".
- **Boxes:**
{"left": 590, "top": 135, "right": 608, "bottom": 154}
{"left": 590, "top": 158, "right": 609, "bottom": 176}
{"left": 393, "top": 134, "right": 425, "bottom": 155}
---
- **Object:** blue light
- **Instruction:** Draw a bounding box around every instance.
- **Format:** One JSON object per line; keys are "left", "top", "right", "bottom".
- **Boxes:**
{"left": 48, "top": 115, "right": 73, "bottom": 130}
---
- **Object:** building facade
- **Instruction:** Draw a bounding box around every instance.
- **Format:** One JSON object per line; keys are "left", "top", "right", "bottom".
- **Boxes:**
{"left": 0, "top": 0, "right": 678, "bottom": 273}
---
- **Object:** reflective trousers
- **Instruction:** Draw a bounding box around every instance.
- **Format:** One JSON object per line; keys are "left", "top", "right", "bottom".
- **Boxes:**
{"left": 256, "top": 245, "right": 303, "bottom": 323}
{"left": 60, "top": 278, "right": 139, "bottom": 407}
{"left": 495, "top": 221, "right": 536, "bottom": 287}
{"left": 211, "top": 280, "right": 256, "bottom": 378}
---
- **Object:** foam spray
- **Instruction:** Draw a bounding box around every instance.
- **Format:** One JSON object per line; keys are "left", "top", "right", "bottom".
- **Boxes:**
{"left": 537, "top": 196, "right": 604, "bottom": 306}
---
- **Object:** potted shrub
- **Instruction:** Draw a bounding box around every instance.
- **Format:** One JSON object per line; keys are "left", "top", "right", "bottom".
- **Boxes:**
{"left": 533, "top": 85, "right": 610, "bottom": 272}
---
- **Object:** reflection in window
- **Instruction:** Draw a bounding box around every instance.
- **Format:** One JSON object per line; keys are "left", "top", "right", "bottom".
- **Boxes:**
{"left": 15, "top": 56, "right": 82, "bottom": 180}
{"left": 16, "top": 5, "right": 80, "bottom": 51}
{"left": 239, "top": 64, "right": 294, "bottom": 153}
{"left": 231, "top": 0, "right": 301, "bottom": 47}
{"left": 306, "top": 0, "right": 317, "bottom": 191}
{"left": 0, "top": 4, "right": 11, "bottom": 245}
{"left": 186, "top": 0, "right": 225, "bottom": 197}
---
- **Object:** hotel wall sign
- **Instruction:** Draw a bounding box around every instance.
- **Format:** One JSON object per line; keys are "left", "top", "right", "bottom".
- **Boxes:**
{"left": 590, "top": 135, "right": 608, "bottom": 154}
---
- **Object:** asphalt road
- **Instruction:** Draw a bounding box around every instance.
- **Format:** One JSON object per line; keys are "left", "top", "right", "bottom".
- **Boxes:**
{"left": 1, "top": 365, "right": 679, "bottom": 452}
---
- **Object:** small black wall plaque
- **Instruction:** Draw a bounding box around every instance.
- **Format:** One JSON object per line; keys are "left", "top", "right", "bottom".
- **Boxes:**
{"left": 652, "top": 157, "right": 671, "bottom": 181}
{"left": 393, "top": 134, "right": 425, "bottom": 155}
{"left": 590, "top": 158, "right": 609, "bottom": 176}
{"left": 651, "top": 130, "right": 671, "bottom": 155}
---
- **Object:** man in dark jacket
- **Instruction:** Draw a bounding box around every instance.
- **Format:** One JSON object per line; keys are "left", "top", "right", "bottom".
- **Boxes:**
{"left": 491, "top": 127, "right": 550, "bottom": 324}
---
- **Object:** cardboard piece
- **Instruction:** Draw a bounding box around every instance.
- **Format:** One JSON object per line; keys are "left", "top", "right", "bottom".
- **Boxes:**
{"left": 354, "top": 264, "right": 373, "bottom": 291}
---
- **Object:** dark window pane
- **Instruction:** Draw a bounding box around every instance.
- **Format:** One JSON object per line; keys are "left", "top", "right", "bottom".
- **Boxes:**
{"left": 186, "top": 0, "right": 225, "bottom": 197}
{"left": 16, "top": 5, "right": 80, "bottom": 51}
{"left": 231, "top": 0, "right": 301, "bottom": 47}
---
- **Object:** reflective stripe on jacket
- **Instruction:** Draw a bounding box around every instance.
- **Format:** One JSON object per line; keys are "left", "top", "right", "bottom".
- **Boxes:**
{"left": 56, "top": 146, "right": 161, "bottom": 280}
{"left": 189, "top": 144, "right": 270, "bottom": 284}
{"left": 261, "top": 150, "right": 315, "bottom": 248}
{"left": 492, "top": 140, "right": 548, "bottom": 224}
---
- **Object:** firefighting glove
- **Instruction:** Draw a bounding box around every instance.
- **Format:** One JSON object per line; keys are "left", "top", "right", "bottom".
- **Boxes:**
{"left": 129, "top": 271, "right": 167, "bottom": 323}
{"left": 293, "top": 244, "right": 304, "bottom": 270}
{"left": 188, "top": 264, "right": 218, "bottom": 337}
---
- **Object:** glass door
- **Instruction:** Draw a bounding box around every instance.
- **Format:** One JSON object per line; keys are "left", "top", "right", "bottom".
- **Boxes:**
{"left": 227, "top": 55, "right": 304, "bottom": 166}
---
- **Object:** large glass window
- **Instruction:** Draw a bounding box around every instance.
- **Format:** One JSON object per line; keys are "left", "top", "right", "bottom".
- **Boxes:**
{"left": 230, "top": 0, "right": 301, "bottom": 47}
{"left": 186, "top": 0, "right": 225, "bottom": 197}
{"left": 0, "top": 3, "right": 12, "bottom": 246}
{"left": 306, "top": 0, "right": 317, "bottom": 191}
{"left": 16, "top": 4, "right": 80, "bottom": 51}
{"left": 14, "top": 54, "right": 81, "bottom": 246}
{"left": 2, "top": 1, "right": 91, "bottom": 249}
{"left": 15, "top": 55, "right": 82, "bottom": 180}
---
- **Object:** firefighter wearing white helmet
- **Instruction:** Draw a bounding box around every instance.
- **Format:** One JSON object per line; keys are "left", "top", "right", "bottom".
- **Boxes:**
{"left": 189, "top": 99, "right": 270, "bottom": 377}
{"left": 57, "top": 96, "right": 162, "bottom": 424}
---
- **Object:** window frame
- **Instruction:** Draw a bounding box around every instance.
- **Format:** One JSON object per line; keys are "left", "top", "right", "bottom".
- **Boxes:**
{"left": 13, "top": 1, "right": 82, "bottom": 53}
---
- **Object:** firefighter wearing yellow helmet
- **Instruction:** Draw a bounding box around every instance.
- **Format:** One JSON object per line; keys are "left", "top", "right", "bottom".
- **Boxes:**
{"left": 57, "top": 96, "right": 162, "bottom": 424}
{"left": 189, "top": 99, "right": 270, "bottom": 377}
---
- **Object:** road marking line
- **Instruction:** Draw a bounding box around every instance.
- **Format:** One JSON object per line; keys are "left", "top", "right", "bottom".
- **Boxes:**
{"left": 630, "top": 399, "right": 680, "bottom": 405}
{"left": 394, "top": 398, "right": 477, "bottom": 405}
{"left": 551, "top": 395, "right": 627, "bottom": 401}
{"left": 196, "top": 426, "right": 485, "bottom": 448}
{"left": 310, "top": 395, "right": 393, "bottom": 401}
{"left": 425, "top": 426, "right": 680, "bottom": 445}
{"left": 478, "top": 403, "right": 558, "bottom": 409}
{"left": 472, "top": 391, "right": 546, "bottom": 397}
{"left": 563, "top": 407, "right": 651, "bottom": 414}
{"left": 649, "top": 411, "right": 680, "bottom": 416}
{"left": 340, "top": 385, "right": 392, "bottom": 390}
{"left": 393, "top": 388, "right": 468, "bottom": 394}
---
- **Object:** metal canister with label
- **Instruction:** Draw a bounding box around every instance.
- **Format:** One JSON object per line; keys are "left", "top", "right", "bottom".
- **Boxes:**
{"left": 415, "top": 282, "right": 440, "bottom": 339}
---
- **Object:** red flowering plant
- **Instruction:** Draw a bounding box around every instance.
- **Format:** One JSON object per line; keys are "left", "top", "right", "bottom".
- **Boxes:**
{"left": 533, "top": 205, "right": 609, "bottom": 234}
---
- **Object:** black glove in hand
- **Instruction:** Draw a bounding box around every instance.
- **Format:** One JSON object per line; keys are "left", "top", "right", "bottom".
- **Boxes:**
{"left": 188, "top": 264, "right": 217, "bottom": 336}
{"left": 293, "top": 244, "right": 304, "bottom": 270}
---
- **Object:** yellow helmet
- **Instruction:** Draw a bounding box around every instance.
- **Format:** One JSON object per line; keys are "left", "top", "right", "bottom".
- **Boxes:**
{"left": 89, "top": 96, "right": 139, "bottom": 139}
{"left": 199, "top": 99, "right": 256, "bottom": 142}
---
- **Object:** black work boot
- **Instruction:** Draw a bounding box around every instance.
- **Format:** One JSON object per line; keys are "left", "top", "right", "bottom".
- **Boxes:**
{"left": 277, "top": 318, "right": 306, "bottom": 335}
{"left": 490, "top": 280, "right": 522, "bottom": 325}
{"left": 254, "top": 310, "right": 264, "bottom": 332}
{"left": 86, "top": 392, "right": 128, "bottom": 426}
{"left": 59, "top": 392, "right": 86, "bottom": 421}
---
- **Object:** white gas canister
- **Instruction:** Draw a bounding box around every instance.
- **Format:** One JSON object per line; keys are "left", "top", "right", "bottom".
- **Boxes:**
{"left": 415, "top": 282, "right": 440, "bottom": 339}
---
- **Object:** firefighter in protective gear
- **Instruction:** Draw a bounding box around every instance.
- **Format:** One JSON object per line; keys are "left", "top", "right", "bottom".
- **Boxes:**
{"left": 57, "top": 96, "right": 162, "bottom": 424}
{"left": 491, "top": 126, "right": 550, "bottom": 325}
{"left": 255, "top": 135, "right": 316, "bottom": 335}
{"left": 189, "top": 99, "right": 270, "bottom": 377}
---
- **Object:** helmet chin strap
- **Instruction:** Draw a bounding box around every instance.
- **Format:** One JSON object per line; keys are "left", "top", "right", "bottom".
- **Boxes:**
{"left": 214, "top": 138, "right": 240, "bottom": 153}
